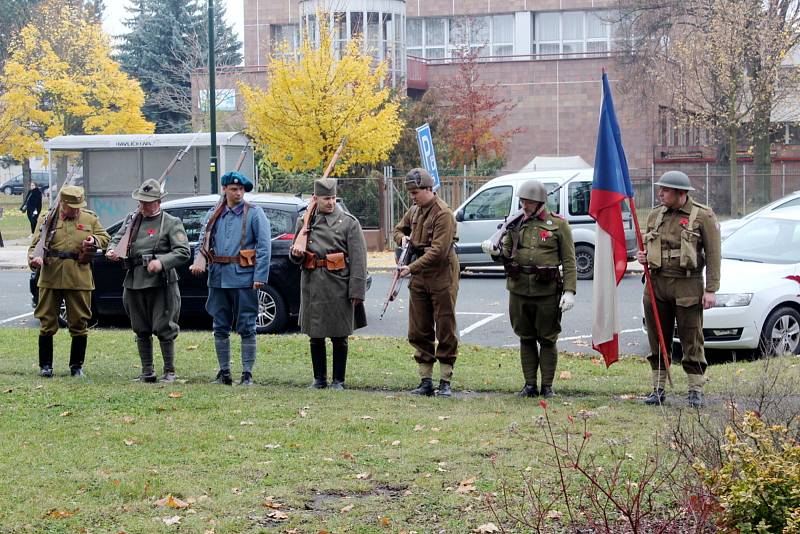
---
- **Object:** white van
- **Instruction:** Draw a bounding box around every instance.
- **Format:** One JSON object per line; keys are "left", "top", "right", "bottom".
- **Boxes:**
{"left": 454, "top": 168, "right": 638, "bottom": 279}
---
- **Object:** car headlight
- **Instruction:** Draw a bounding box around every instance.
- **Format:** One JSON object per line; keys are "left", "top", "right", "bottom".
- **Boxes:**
{"left": 713, "top": 293, "right": 753, "bottom": 307}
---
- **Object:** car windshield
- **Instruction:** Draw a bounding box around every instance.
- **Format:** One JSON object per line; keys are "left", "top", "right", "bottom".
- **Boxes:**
{"left": 722, "top": 217, "right": 800, "bottom": 264}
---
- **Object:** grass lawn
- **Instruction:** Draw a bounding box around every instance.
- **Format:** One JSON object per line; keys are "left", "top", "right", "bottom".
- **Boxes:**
{"left": 0, "top": 329, "right": 795, "bottom": 532}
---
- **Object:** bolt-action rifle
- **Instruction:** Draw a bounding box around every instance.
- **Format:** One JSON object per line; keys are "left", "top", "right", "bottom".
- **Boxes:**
{"left": 380, "top": 237, "right": 412, "bottom": 319}
{"left": 112, "top": 131, "right": 202, "bottom": 259}
{"left": 29, "top": 168, "right": 80, "bottom": 266}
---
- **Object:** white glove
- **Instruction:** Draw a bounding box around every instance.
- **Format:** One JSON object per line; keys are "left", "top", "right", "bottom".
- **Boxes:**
{"left": 559, "top": 291, "right": 575, "bottom": 312}
{"left": 481, "top": 239, "right": 499, "bottom": 256}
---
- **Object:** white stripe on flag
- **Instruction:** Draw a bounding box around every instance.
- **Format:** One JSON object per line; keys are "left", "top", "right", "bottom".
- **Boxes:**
{"left": 592, "top": 225, "right": 620, "bottom": 347}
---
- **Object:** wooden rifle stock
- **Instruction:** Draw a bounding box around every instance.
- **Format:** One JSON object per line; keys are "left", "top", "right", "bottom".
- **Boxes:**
{"left": 380, "top": 239, "right": 412, "bottom": 319}
{"left": 113, "top": 132, "right": 202, "bottom": 258}
{"left": 29, "top": 168, "right": 80, "bottom": 265}
{"left": 293, "top": 138, "right": 348, "bottom": 255}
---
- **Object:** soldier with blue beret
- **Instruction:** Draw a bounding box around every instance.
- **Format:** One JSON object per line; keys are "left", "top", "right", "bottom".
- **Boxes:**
{"left": 189, "top": 171, "right": 270, "bottom": 386}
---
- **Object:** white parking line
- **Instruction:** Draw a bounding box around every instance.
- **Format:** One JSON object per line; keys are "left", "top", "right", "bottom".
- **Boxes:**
{"left": 458, "top": 312, "right": 504, "bottom": 337}
{"left": 0, "top": 311, "right": 33, "bottom": 324}
{"left": 501, "top": 327, "right": 644, "bottom": 348}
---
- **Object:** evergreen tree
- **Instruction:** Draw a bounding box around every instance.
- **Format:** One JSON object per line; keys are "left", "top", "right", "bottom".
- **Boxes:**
{"left": 0, "top": 0, "right": 42, "bottom": 67}
{"left": 117, "top": 0, "right": 242, "bottom": 133}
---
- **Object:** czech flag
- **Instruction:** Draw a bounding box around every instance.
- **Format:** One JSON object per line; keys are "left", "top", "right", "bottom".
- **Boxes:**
{"left": 588, "top": 72, "right": 634, "bottom": 367}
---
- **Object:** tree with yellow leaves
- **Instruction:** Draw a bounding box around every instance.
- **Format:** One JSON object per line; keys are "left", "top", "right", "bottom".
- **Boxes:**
{"left": 241, "top": 16, "right": 403, "bottom": 176}
{"left": 0, "top": 1, "right": 153, "bottom": 170}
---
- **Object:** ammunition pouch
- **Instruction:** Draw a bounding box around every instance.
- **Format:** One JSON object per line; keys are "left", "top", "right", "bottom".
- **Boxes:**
{"left": 503, "top": 261, "right": 521, "bottom": 280}
{"left": 679, "top": 228, "right": 700, "bottom": 270}
{"left": 644, "top": 230, "right": 661, "bottom": 270}
{"left": 77, "top": 243, "right": 97, "bottom": 264}
{"left": 303, "top": 251, "right": 347, "bottom": 271}
{"left": 239, "top": 249, "right": 256, "bottom": 267}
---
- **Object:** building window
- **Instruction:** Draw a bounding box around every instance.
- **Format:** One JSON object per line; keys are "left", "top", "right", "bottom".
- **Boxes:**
{"left": 408, "top": 15, "right": 514, "bottom": 60}
{"left": 425, "top": 18, "right": 446, "bottom": 59}
{"left": 533, "top": 10, "right": 614, "bottom": 58}
{"left": 492, "top": 14, "right": 514, "bottom": 56}
{"left": 271, "top": 24, "right": 299, "bottom": 56}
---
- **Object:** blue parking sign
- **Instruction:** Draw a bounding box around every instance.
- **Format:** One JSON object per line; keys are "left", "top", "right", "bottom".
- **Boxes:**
{"left": 415, "top": 123, "right": 441, "bottom": 192}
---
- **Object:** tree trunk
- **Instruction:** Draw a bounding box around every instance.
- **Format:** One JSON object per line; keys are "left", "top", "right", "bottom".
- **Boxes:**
{"left": 751, "top": 122, "right": 772, "bottom": 208}
{"left": 22, "top": 158, "right": 31, "bottom": 194}
{"left": 729, "top": 128, "right": 739, "bottom": 216}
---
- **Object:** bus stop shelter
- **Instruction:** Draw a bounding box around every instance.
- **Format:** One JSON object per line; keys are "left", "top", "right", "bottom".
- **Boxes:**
{"left": 44, "top": 132, "right": 254, "bottom": 225}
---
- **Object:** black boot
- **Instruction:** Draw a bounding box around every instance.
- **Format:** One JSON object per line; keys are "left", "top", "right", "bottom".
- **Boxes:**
{"left": 437, "top": 379, "right": 452, "bottom": 397}
{"left": 541, "top": 385, "right": 555, "bottom": 398}
{"left": 69, "top": 336, "right": 87, "bottom": 377}
{"left": 410, "top": 378, "right": 434, "bottom": 396}
{"left": 239, "top": 372, "right": 253, "bottom": 386}
{"left": 644, "top": 388, "right": 666, "bottom": 406}
{"left": 39, "top": 335, "right": 53, "bottom": 377}
{"left": 517, "top": 383, "right": 539, "bottom": 397}
{"left": 687, "top": 390, "right": 704, "bottom": 408}
{"left": 213, "top": 369, "right": 233, "bottom": 385}
{"left": 309, "top": 338, "right": 327, "bottom": 389}
{"left": 330, "top": 337, "right": 347, "bottom": 390}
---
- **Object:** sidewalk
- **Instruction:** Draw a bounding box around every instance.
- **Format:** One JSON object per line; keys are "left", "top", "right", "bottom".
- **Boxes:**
{"left": 0, "top": 244, "right": 645, "bottom": 274}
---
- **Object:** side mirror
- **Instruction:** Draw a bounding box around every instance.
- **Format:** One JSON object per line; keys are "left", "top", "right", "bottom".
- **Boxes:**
{"left": 454, "top": 209, "right": 464, "bottom": 222}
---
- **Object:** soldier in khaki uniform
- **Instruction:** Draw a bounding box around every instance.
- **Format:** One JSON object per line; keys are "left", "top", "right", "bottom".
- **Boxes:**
{"left": 484, "top": 180, "right": 577, "bottom": 398}
{"left": 393, "top": 168, "right": 459, "bottom": 397}
{"left": 28, "top": 185, "right": 110, "bottom": 377}
{"left": 637, "top": 171, "right": 721, "bottom": 408}
{"left": 289, "top": 178, "right": 368, "bottom": 390}
{"left": 106, "top": 180, "right": 191, "bottom": 383}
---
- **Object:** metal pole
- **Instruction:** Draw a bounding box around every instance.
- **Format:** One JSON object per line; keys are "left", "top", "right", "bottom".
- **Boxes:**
{"left": 782, "top": 162, "right": 786, "bottom": 197}
{"left": 705, "top": 162, "right": 709, "bottom": 204}
{"left": 651, "top": 162, "right": 655, "bottom": 206}
{"left": 208, "top": 0, "right": 218, "bottom": 194}
{"left": 742, "top": 164, "right": 746, "bottom": 215}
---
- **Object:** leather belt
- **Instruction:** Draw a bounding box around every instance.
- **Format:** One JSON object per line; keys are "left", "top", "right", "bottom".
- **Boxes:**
{"left": 661, "top": 249, "right": 681, "bottom": 260}
{"left": 46, "top": 251, "right": 78, "bottom": 260}
{"left": 213, "top": 255, "right": 239, "bottom": 264}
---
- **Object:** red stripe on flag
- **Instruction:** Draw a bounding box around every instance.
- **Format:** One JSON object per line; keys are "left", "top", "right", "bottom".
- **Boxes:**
{"left": 593, "top": 335, "right": 619, "bottom": 367}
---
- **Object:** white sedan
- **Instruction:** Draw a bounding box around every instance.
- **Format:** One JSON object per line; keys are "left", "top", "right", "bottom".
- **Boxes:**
{"left": 703, "top": 206, "right": 800, "bottom": 355}
{"left": 719, "top": 190, "right": 800, "bottom": 239}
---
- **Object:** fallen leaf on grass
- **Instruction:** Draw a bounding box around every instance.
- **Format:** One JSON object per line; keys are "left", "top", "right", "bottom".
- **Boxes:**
{"left": 431, "top": 427, "right": 440, "bottom": 432}
{"left": 456, "top": 477, "right": 477, "bottom": 494}
{"left": 124, "top": 439, "right": 136, "bottom": 446}
{"left": 473, "top": 523, "right": 500, "bottom": 533}
{"left": 162, "top": 515, "right": 181, "bottom": 525}
{"left": 262, "top": 499, "right": 282, "bottom": 509}
{"left": 437, "top": 416, "right": 450, "bottom": 421}
{"left": 35, "top": 385, "right": 43, "bottom": 389}
{"left": 590, "top": 358, "right": 603, "bottom": 365}
{"left": 231, "top": 488, "right": 243, "bottom": 495}
{"left": 168, "top": 392, "right": 182, "bottom": 399}
{"left": 391, "top": 440, "right": 401, "bottom": 446}
{"left": 413, "top": 424, "right": 424, "bottom": 431}
{"left": 559, "top": 371, "right": 572, "bottom": 380}
{"left": 3, "top": 388, "right": 12, "bottom": 393}
{"left": 355, "top": 472, "right": 370, "bottom": 479}
{"left": 360, "top": 415, "right": 373, "bottom": 420}
{"left": 547, "top": 510, "right": 563, "bottom": 520}
{"left": 59, "top": 411, "right": 71, "bottom": 417}
{"left": 264, "top": 443, "right": 281, "bottom": 449}
{"left": 428, "top": 439, "right": 439, "bottom": 444}
{"left": 299, "top": 409, "right": 307, "bottom": 418}
{"left": 122, "top": 415, "right": 135, "bottom": 424}
{"left": 186, "top": 345, "right": 199, "bottom": 351}
{"left": 267, "top": 510, "right": 288, "bottom": 521}
{"left": 379, "top": 516, "right": 390, "bottom": 527}
{"left": 154, "top": 495, "right": 188, "bottom": 509}
{"left": 45, "top": 403, "right": 62, "bottom": 408}
{"left": 340, "top": 504, "right": 354, "bottom": 513}
{"left": 44, "top": 509, "right": 77, "bottom": 519}
{"left": 240, "top": 420, "right": 254, "bottom": 426}
{"left": 341, "top": 450, "right": 354, "bottom": 460}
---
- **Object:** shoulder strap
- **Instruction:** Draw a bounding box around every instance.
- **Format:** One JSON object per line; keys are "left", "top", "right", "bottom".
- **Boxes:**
{"left": 687, "top": 205, "right": 700, "bottom": 229}
{"left": 202, "top": 200, "right": 226, "bottom": 256}
{"left": 240, "top": 202, "right": 250, "bottom": 249}
{"left": 652, "top": 206, "right": 668, "bottom": 231}
{"left": 125, "top": 212, "right": 144, "bottom": 257}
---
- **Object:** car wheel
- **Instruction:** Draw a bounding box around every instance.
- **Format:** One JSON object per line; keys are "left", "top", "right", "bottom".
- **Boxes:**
{"left": 759, "top": 306, "right": 800, "bottom": 356}
{"left": 2, "top": 186, "right": 12, "bottom": 196}
{"left": 256, "top": 285, "right": 288, "bottom": 334}
{"left": 575, "top": 244, "right": 595, "bottom": 280}
{"left": 57, "top": 300, "right": 67, "bottom": 328}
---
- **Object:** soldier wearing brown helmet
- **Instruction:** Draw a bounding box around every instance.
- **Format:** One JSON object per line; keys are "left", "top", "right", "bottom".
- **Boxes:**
{"left": 28, "top": 185, "right": 110, "bottom": 378}
{"left": 484, "top": 179, "right": 577, "bottom": 398}
{"left": 106, "top": 179, "right": 191, "bottom": 383}
{"left": 393, "top": 168, "right": 459, "bottom": 397}
{"left": 637, "top": 170, "right": 721, "bottom": 408}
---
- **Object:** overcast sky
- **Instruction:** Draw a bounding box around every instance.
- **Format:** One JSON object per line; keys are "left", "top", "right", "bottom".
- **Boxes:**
{"left": 102, "top": 1, "right": 245, "bottom": 53}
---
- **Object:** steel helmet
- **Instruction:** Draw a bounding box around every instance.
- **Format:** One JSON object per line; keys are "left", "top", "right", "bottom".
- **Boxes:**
{"left": 518, "top": 180, "right": 548, "bottom": 202}
{"left": 655, "top": 170, "right": 694, "bottom": 191}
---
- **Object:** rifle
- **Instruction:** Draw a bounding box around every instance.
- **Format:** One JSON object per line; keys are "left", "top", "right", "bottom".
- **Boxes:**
{"left": 292, "top": 137, "right": 348, "bottom": 256}
{"left": 380, "top": 237, "right": 412, "bottom": 319}
{"left": 112, "top": 131, "right": 202, "bottom": 258}
{"left": 191, "top": 140, "right": 252, "bottom": 272}
{"left": 484, "top": 172, "right": 583, "bottom": 255}
{"left": 29, "top": 167, "right": 80, "bottom": 266}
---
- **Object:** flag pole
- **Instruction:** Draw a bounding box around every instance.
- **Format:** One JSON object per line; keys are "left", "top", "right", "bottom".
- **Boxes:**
{"left": 628, "top": 197, "right": 673, "bottom": 387}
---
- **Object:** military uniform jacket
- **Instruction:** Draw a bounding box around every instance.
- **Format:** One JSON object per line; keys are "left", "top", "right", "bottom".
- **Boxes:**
{"left": 29, "top": 209, "right": 110, "bottom": 290}
{"left": 110, "top": 211, "right": 191, "bottom": 289}
{"left": 644, "top": 196, "right": 721, "bottom": 293}
{"left": 392, "top": 195, "right": 458, "bottom": 279}
{"left": 501, "top": 209, "right": 577, "bottom": 297}
{"left": 197, "top": 201, "right": 271, "bottom": 289}
{"left": 290, "top": 204, "right": 368, "bottom": 337}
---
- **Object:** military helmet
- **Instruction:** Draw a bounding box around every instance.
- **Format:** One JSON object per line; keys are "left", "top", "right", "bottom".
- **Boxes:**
{"left": 518, "top": 180, "right": 548, "bottom": 202}
{"left": 655, "top": 170, "right": 694, "bottom": 191}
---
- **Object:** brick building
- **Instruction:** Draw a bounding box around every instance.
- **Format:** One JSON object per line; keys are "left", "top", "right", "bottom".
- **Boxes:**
{"left": 192, "top": 0, "right": 800, "bottom": 202}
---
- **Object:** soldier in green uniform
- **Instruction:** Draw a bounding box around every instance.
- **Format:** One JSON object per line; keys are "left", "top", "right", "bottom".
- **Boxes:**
{"left": 637, "top": 171, "right": 721, "bottom": 408}
{"left": 289, "top": 178, "right": 368, "bottom": 390}
{"left": 28, "top": 185, "right": 110, "bottom": 377}
{"left": 106, "top": 180, "right": 191, "bottom": 383}
{"left": 484, "top": 180, "right": 577, "bottom": 398}
{"left": 393, "top": 168, "right": 460, "bottom": 397}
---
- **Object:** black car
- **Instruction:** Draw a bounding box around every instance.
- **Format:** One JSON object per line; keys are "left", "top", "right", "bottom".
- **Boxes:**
{"left": 1, "top": 172, "right": 51, "bottom": 196}
{"left": 31, "top": 193, "right": 310, "bottom": 334}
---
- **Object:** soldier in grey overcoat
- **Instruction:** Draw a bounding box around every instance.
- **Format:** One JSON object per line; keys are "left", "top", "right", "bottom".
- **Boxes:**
{"left": 107, "top": 179, "right": 191, "bottom": 382}
{"left": 290, "top": 178, "right": 368, "bottom": 390}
